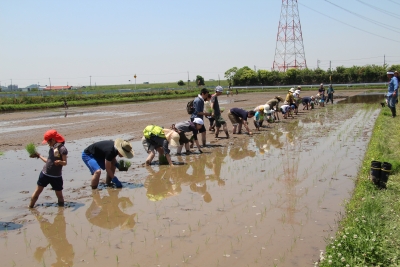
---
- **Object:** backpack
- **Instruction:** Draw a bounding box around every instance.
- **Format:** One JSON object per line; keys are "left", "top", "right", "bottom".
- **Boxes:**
{"left": 186, "top": 99, "right": 195, "bottom": 114}
{"left": 143, "top": 125, "right": 165, "bottom": 139}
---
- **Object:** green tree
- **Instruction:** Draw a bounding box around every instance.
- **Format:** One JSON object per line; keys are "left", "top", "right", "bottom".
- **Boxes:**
{"left": 234, "top": 66, "right": 258, "bottom": 86}
{"left": 196, "top": 75, "right": 205, "bottom": 86}
{"left": 224, "top": 67, "right": 238, "bottom": 85}
{"left": 177, "top": 80, "right": 185, "bottom": 86}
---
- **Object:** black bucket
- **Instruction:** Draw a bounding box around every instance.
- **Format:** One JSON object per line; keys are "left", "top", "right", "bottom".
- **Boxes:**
{"left": 370, "top": 161, "right": 381, "bottom": 186}
{"left": 380, "top": 162, "right": 392, "bottom": 189}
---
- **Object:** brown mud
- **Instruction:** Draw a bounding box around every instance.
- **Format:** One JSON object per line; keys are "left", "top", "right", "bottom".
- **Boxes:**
{"left": 0, "top": 90, "right": 380, "bottom": 266}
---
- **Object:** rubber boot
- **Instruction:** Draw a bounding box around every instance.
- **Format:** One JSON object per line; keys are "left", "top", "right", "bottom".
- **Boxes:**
{"left": 370, "top": 161, "right": 381, "bottom": 186}
{"left": 380, "top": 162, "right": 392, "bottom": 189}
{"left": 390, "top": 107, "right": 396, "bottom": 118}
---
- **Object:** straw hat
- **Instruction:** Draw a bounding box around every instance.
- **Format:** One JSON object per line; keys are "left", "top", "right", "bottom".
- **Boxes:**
{"left": 275, "top": 96, "right": 284, "bottom": 102}
{"left": 114, "top": 138, "right": 134, "bottom": 159}
{"left": 289, "top": 88, "right": 295, "bottom": 93}
{"left": 163, "top": 129, "right": 180, "bottom": 147}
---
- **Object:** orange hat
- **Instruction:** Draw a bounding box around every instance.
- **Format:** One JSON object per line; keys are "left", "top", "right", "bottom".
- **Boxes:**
{"left": 42, "top": 129, "right": 65, "bottom": 144}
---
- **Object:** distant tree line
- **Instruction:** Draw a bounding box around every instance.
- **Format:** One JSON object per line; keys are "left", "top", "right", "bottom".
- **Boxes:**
{"left": 224, "top": 64, "right": 400, "bottom": 86}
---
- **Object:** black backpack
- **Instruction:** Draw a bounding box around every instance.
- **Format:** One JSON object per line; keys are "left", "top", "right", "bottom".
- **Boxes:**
{"left": 186, "top": 99, "right": 195, "bottom": 114}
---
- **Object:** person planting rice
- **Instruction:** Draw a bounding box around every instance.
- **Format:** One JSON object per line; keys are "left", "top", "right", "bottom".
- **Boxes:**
{"left": 81, "top": 138, "right": 134, "bottom": 189}
{"left": 264, "top": 104, "right": 276, "bottom": 124}
{"left": 266, "top": 96, "right": 284, "bottom": 120}
{"left": 285, "top": 88, "right": 298, "bottom": 115}
{"left": 28, "top": 129, "right": 68, "bottom": 208}
{"left": 326, "top": 84, "right": 335, "bottom": 104}
{"left": 172, "top": 118, "right": 204, "bottom": 155}
{"left": 302, "top": 96, "right": 312, "bottom": 110}
{"left": 142, "top": 125, "right": 180, "bottom": 166}
{"left": 227, "top": 108, "right": 255, "bottom": 135}
{"left": 280, "top": 104, "right": 293, "bottom": 119}
{"left": 211, "top": 86, "right": 229, "bottom": 139}
{"left": 253, "top": 105, "right": 265, "bottom": 130}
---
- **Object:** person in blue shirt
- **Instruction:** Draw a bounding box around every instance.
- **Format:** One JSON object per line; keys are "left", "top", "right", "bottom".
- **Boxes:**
{"left": 387, "top": 71, "right": 398, "bottom": 118}
{"left": 190, "top": 88, "right": 211, "bottom": 147}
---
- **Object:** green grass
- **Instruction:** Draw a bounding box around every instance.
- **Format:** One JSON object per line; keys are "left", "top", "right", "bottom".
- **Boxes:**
{"left": 319, "top": 107, "right": 400, "bottom": 266}
{"left": 0, "top": 151, "right": 3, "bottom": 156}
{"left": 25, "top": 143, "right": 37, "bottom": 156}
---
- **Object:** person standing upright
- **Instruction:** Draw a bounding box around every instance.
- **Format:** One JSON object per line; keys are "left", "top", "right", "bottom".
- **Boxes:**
{"left": 387, "top": 71, "right": 398, "bottom": 118}
{"left": 191, "top": 88, "right": 211, "bottom": 147}
{"left": 211, "top": 86, "right": 229, "bottom": 139}
{"left": 326, "top": 84, "right": 335, "bottom": 104}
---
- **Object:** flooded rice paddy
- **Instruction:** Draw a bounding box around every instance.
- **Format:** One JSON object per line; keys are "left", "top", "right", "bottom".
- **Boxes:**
{"left": 0, "top": 98, "right": 379, "bottom": 266}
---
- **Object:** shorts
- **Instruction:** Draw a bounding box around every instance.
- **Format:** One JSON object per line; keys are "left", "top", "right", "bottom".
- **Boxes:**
{"left": 82, "top": 152, "right": 105, "bottom": 175}
{"left": 214, "top": 115, "right": 226, "bottom": 128}
{"left": 228, "top": 112, "right": 242, "bottom": 124}
{"left": 178, "top": 131, "right": 190, "bottom": 145}
{"left": 37, "top": 172, "right": 63, "bottom": 191}
{"left": 142, "top": 136, "right": 156, "bottom": 153}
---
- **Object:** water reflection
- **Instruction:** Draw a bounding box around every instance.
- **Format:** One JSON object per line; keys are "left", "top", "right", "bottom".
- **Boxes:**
{"left": 85, "top": 189, "right": 136, "bottom": 230}
{"left": 32, "top": 208, "right": 74, "bottom": 267}
{"left": 144, "top": 149, "right": 228, "bottom": 203}
{"left": 229, "top": 139, "right": 256, "bottom": 160}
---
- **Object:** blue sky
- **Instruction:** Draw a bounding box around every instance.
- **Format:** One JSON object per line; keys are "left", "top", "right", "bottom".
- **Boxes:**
{"left": 1, "top": 0, "right": 400, "bottom": 87}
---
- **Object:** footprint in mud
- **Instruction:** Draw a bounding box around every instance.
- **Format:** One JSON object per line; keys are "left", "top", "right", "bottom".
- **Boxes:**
{"left": 19, "top": 191, "right": 29, "bottom": 194}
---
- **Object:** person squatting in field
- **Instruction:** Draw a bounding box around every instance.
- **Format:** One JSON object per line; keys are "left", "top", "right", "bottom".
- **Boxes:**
{"left": 211, "top": 86, "right": 229, "bottom": 139}
{"left": 172, "top": 118, "right": 204, "bottom": 155}
{"left": 29, "top": 130, "right": 68, "bottom": 208}
{"left": 253, "top": 105, "right": 265, "bottom": 131}
{"left": 142, "top": 125, "right": 180, "bottom": 166}
{"left": 228, "top": 108, "right": 255, "bottom": 135}
{"left": 280, "top": 104, "right": 294, "bottom": 119}
{"left": 81, "top": 138, "right": 134, "bottom": 189}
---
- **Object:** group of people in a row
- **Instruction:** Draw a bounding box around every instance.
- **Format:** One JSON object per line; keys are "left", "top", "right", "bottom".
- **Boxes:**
{"left": 28, "top": 84, "right": 330, "bottom": 208}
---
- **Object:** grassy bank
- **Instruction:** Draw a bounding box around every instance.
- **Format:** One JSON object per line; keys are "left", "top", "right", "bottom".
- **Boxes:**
{"left": 319, "top": 107, "right": 400, "bottom": 266}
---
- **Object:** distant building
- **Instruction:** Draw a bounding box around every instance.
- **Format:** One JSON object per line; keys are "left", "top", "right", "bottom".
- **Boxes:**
{"left": 7, "top": 84, "right": 19, "bottom": 91}
{"left": 143, "top": 82, "right": 149, "bottom": 84}
{"left": 44, "top": 86, "right": 72, "bottom": 90}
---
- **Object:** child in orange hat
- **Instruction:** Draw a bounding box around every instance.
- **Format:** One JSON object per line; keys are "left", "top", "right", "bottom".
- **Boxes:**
{"left": 29, "top": 129, "right": 68, "bottom": 208}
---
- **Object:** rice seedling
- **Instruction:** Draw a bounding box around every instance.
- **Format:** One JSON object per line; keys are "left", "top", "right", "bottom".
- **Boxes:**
{"left": 118, "top": 159, "right": 131, "bottom": 171}
{"left": 25, "top": 143, "right": 37, "bottom": 157}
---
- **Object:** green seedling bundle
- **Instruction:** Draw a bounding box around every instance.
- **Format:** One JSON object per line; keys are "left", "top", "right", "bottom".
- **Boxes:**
{"left": 118, "top": 159, "right": 131, "bottom": 171}
{"left": 25, "top": 143, "right": 37, "bottom": 157}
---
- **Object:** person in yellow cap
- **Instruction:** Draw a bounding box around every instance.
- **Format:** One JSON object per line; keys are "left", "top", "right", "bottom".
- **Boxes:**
{"left": 29, "top": 129, "right": 68, "bottom": 208}
{"left": 143, "top": 125, "right": 180, "bottom": 166}
{"left": 82, "top": 138, "right": 134, "bottom": 189}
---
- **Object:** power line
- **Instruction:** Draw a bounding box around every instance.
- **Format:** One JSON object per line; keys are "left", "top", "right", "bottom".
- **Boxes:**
{"left": 299, "top": 3, "right": 400, "bottom": 43}
{"left": 324, "top": 0, "right": 400, "bottom": 32}
{"left": 356, "top": 0, "right": 400, "bottom": 20}
{"left": 387, "top": 0, "right": 400, "bottom": 6}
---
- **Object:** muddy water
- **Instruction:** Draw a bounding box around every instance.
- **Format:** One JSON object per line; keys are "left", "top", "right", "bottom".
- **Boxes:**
{"left": 0, "top": 104, "right": 378, "bottom": 267}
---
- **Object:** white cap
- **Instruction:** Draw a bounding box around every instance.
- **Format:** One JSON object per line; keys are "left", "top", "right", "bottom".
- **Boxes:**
{"left": 387, "top": 71, "right": 394, "bottom": 75}
{"left": 215, "top": 86, "right": 223, "bottom": 92}
{"left": 289, "top": 88, "right": 294, "bottom": 93}
{"left": 193, "top": 118, "right": 204, "bottom": 125}
{"left": 263, "top": 104, "right": 270, "bottom": 113}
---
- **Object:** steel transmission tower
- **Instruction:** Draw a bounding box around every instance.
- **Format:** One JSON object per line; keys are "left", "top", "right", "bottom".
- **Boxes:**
{"left": 273, "top": 0, "right": 307, "bottom": 71}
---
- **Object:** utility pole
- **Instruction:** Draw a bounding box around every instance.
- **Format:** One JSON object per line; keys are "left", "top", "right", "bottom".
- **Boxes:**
{"left": 384, "top": 54, "right": 386, "bottom": 67}
{"left": 317, "top": 60, "right": 320, "bottom": 69}
{"left": 187, "top": 71, "right": 190, "bottom": 89}
{"left": 329, "top": 61, "right": 331, "bottom": 72}
{"left": 49, "top": 78, "right": 51, "bottom": 90}
{"left": 11, "top": 79, "right": 12, "bottom": 91}
{"left": 90, "top": 76, "right": 92, "bottom": 88}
